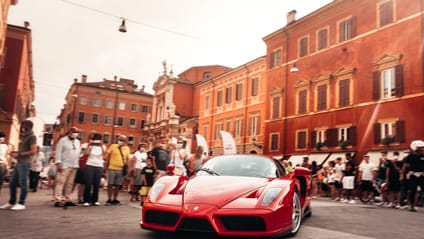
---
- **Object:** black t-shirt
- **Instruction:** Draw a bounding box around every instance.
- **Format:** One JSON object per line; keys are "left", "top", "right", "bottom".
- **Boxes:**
{"left": 387, "top": 160, "right": 403, "bottom": 181}
{"left": 151, "top": 147, "right": 170, "bottom": 171}
{"left": 141, "top": 166, "right": 156, "bottom": 186}
{"left": 405, "top": 153, "right": 424, "bottom": 172}
{"left": 344, "top": 160, "right": 356, "bottom": 176}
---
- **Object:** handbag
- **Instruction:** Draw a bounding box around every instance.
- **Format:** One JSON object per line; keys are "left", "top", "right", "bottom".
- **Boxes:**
{"left": 79, "top": 154, "right": 88, "bottom": 170}
{"left": 118, "top": 146, "right": 128, "bottom": 176}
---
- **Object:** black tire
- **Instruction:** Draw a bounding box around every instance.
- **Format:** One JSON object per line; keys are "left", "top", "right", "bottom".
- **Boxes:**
{"left": 287, "top": 192, "right": 302, "bottom": 237}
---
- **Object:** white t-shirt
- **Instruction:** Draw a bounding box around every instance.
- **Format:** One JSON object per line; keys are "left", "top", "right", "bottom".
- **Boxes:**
{"left": 86, "top": 145, "right": 106, "bottom": 168}
{"left": 359, "top": 161, "right": 376, "bottom": 181}
{"left": 31, "top": 152, "right": 45, "bottom": 172}
{"left": 334, "top": 163, "right": 345, "bottom": 181}
{"left": 133, "top": 151, "right": 147, "bottom": 169}
{"left": 0, "top": 143, "right": 9, "bottom": 161}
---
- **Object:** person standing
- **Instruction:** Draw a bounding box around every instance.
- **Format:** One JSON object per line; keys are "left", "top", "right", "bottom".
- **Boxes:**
{"left": 130, "top": 143, "right": 148, "bottom": 202}
{"left": 385, "top": 151, "right": 402, "bottom": 208}
{"left": 151, "top": 138, "right": 170, "bottom": 182}
{"left": 104, "top": 135, "right": 131, "bottom": 206}
{"left": 0, "top": 120, "right": 37, "bottom": 210}
{"left": 0, "top": 131, "right": 11, "bottom": 194}
{"left": 301, "top": 156, "right": 311, "bottom": 169}
{"left": 29, "top": 145, "right": 45, "bottom": 192}
{"left": 83, "top": 133, "right": 106, "bottom": 206}
{"left": 401, "top": 140, "right": 424, "bottom": 212}
{"left": 53, "top": 127, "right": 82, "bottom": 207}
{"left": 357, "top": 154, "right": 377, "bottom": 204}
{"left": 140, "top": 157, "right": 156, "bottom": 206}
{"left": 341, "top": 153, "right": 356, "bottom": 203}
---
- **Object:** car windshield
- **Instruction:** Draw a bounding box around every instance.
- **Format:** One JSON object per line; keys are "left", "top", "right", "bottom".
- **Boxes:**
{"left": 198, "top": 155, "right": 282, "bottom": 178}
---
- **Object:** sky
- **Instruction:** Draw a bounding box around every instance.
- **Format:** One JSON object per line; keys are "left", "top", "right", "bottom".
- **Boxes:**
{"left": 7, "top": 0, "right": 332, "bottom": 124}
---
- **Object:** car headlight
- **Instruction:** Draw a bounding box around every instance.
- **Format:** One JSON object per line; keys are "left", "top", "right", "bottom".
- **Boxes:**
{"left": 261, "top": 188, "right": 282, "bottom": 206}
{"left": 149, "top": 183, "right": 165, "bottom": 201}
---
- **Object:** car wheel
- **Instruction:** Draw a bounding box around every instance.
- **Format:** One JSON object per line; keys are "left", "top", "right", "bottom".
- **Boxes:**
{"left": 287, "top": 191, "right": 302, "bottom": 237}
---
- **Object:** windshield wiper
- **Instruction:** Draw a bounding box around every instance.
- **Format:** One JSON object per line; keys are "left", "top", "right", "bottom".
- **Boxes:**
{"left": 199, "top": 168, "right": 220, "bottom": 176}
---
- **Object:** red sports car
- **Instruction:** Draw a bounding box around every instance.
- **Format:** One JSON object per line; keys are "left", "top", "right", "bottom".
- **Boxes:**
{"left": 140, "top": 154, "right": 312, "bottom": 238}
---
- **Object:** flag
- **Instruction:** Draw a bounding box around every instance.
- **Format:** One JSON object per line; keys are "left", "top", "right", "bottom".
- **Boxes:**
{"left": 195, "top": 134, "right": 209, "bottom": 156}
{"left": 220, "top": 131, "right": 237, "bottom": 155}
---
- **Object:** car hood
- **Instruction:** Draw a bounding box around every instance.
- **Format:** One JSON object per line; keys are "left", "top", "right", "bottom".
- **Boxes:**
{"left": 183, "top": 176, "right": 269, "bottom": 207}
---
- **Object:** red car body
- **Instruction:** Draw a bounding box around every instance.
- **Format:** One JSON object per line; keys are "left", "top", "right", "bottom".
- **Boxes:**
{"left": 140, "top": 155, "right": 312, "bottom": 238}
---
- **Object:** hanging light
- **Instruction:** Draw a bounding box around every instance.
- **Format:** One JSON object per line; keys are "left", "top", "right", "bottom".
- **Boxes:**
{"left": 119, "top": 18, "right": 127, "bottom": 33}
{"left": 290, "top": 62, "right": 299, "bottom": 73}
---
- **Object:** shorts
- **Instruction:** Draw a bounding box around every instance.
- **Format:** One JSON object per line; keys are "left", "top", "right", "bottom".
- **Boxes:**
{"left": 335, "top": 181, "right": 343, "bottom": 189}
{"left": 342, "top": 176, "right": 355, "bottom": 190}
{"left": 133, "top": 168, "right": 143, "bottom": 186}
{"left": 107, "top": 169, "right": 124, "bottom": 186}
{"left": 139, "top": 186, "right": 151, "bottom": 196}
{"left": 74, "top": 169, "right": 85, "bottom": 184}
{"left": 388, "top": 180, "right": 401, "bottom": 191}
{"left": 360, "top": 180, "right": 373, "bottom": 191}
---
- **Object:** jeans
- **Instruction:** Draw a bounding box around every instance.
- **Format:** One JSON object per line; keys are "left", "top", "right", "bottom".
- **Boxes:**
{"left": 9, "top": 161, "right": 31, "bottom": 205}
{"left": 83, "top": 165, "right": 103, "bottom": 203}
{"left": 29, "top": 170, "right": 40, "bottom": 190}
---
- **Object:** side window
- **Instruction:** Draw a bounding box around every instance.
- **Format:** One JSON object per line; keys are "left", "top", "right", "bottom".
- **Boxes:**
{"left": 339, "top": 16, "right": 357, "bottom": 42}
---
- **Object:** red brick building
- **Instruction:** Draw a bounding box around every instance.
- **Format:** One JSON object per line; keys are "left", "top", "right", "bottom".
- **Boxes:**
{"left": 54, "top": 75, "right": 153, "bottom": 151}
{"left": 263, "top": 0, "right": 424, "bottom": 165}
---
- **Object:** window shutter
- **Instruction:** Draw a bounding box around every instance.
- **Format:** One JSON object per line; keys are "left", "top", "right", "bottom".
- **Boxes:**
{"left": 395, "top": 120, "right": 405, "bottom": 143}
{"left": 339, "top": 21, "right": 345, "bottom": 42}
{"left": 270, "top": 52, "right": 275, "bottom": 68}
{"left": 326, "top": 128, "right": 338, "bottom": 147}
{"left": 350, "top": 16, "right": 357, "bottom": 38}
{"left": 348, "top": 126, "right": 357, "bottom": 146}
{"left": 373, "top": 71, "right": 380, "bottom": 100}
{"left": 311, "top": 131, "right": 316, "bottom": 148}
{"left": 395, "top": 65, "right": 403, "bottom": 97}
{"left": 373, "top": 123, "right": 381, "bottom": 144}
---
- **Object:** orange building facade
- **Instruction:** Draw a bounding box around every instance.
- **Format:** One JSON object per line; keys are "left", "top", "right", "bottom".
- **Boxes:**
{"left": 54, "top": 75, "right": 153, "bottom": 152}
{"left": 197, "top": 57, "right": 267, "bottom": 155}
{"left": 262, "top": 0, "right": 424, "bottom": 165}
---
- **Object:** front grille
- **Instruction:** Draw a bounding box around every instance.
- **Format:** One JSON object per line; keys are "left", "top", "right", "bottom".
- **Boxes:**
{"left": 178, "top": 218, "right": 215, "bottom": 233}
{"left": 145, "top": 210, "right": 179, "bottom": 226}
{"left": 220, "top": 216, "right": 266, "bottom": 231}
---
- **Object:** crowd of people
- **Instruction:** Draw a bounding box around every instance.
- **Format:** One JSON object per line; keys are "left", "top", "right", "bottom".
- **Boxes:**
{"left": 292, "top": 140, "right": 424, "bottom": 212}
{"left": 0, "top": 125, "right": 209, "bottom": 210}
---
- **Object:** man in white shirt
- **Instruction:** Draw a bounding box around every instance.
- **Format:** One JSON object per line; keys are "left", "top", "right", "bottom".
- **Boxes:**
{"left": 53, "top": 127, "right": 82, "bottom": 206}
{"left": 29, "top": 146, "right": 45, "bottom": 192}
{"left": 357, "top": 154, "right": 377, "bottom": 203}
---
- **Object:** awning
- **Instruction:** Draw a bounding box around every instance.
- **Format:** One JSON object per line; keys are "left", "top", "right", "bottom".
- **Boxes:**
{"left": 288, "top": 155, "right": 309, "bottom": 167}
{"left": 308, "top": 153, "right": 330, "bottom": 167}
{"left": 324, "top": 152, "right": 356, "bottom": 166}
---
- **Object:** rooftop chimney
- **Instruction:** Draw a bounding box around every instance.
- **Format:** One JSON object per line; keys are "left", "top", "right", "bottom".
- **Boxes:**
{"left": 81, "top": 74, "right": 87, "bottom": 83}
{"left": 287, "top": 10, "right": 297, "bottom": 24}
{"left": 73, "top": 78, "right": 78, "bottom": 83}
{"left": 24, "top": 21, "right": 30, "bottom": 28}
{"left": 114, "top": 75, "right": 118, "bottom": 81}
{"left": 141, "top": 85, "right": 145, "bottom": 92}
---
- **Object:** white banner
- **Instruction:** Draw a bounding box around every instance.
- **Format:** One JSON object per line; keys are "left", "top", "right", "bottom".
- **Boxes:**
{"left": 220, "top": 131, "right": 237, "bottom": 155}
{"left": 195, "top": 134, "right": 209, "bottom": 157}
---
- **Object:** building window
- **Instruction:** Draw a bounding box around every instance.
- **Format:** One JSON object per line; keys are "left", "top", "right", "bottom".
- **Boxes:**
{"left": 235, "top": 83, "right": 243, "bottom": 101}
{"left": 338, "top": 78, "right": 350, "bottom": 107}
{"left": 141, "top": 120, "right": 145, "bottom": 129}
{"left": 141, "top": 105, "right": 150, "bottom": 113}
{"left": 104, "top": 116, "right": 112, "bottom": 125}
{"left": 129, "top": 118, "right": 136, "bottom": 128}
{"left": 105, "top": 100, "right": 114, "bottom": 109}
{"left": 225, "top": 87, "right": 232, "bottom": 104}
{"left": 130, "top": 104, "right": 137, "bottom": 112}
{"left": 202, "top": 125, "right": 209, "bottom": 141}
{"left": 217, "top": 90, "right": 223, "bottom": 106}
{"left": 92, "top": 99, "right": 102, "bottom": 107}
{"left": 78, "top": 97, "right": 88, "bottom": 105}
{"left": 91, "top": 113, "right": 99, "bottom": 124}
{"left": 315, "top": 129, "right": 326, "bottom": 144}
{"left": 204, "top": 95, "right": 210, "bottom": 110}
{"left": 379, "top": 0, "right": 393, "bottom": 27}
{"left": 118, "top": 102, "right": 126, "bottom": 110}
{"left": 296, "top": 130, "right": 307, "bottom": 150}
{"left": 249, "top": 115, "right": 260, "bottom": 136}
{"left": 251, "top": 78, "right": 259, "bottom": 96}
{"left": 373, "top": 66, "right": 403, "bottom": 100}
{"left": 270, "top": 133, "right": 279, "bottom": 151}
{"left": 234, "top": 119, "right": 243, "bottom": 138}
{"left": 271, "top": 96, "right": 280, "bottom": 119}
{"left": 270, "top": 49, "right": 281, "bottom": 68}
{"left": 316, "top": 84, "right": 327, "bottom": 111}
{"left": 77, "top": 112, "right": 85, "bottom": 123}
{"left": 215, "top": 123, "right": 222, "bottom": 140}
{"left": 127, "top": 136, "right": 135, "bottom": 147}
{"left": 338, "top": 127, "right": 349, "bottom": 142}
{"left": 225, "top": 120, "right": 231, "bottom": 132}
{"left": 297, "top": 89, "right": 307, "bottom": 114}
{"left": 299, "top": 36, "right": 309, "bottom": 58}
{"left": 317, "top": 28, "right": 328, "bottom": 51}
{"left": 103, "top": 134, "right": 110, "bottom": 144}
{"left": 374, "top": 120, "right": 405, "bottom": 145}
{"left": 116, "top": 117, "right": 124, "bottom": 126}
{"left": 339, "top": 16, "right": 356, "bottom": 42}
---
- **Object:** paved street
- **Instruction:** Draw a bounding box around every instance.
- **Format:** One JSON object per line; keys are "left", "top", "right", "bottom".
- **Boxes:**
{"left": 0, "top": 185, "right": 422, "bottom": 239}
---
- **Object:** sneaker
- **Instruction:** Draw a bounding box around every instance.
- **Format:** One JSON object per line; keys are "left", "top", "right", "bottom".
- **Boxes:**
{"left": 399, "top": 205, "right": 409, "bottom": 210}
{"left": 105, "top": 199, "right": 112, "bottom": 206}
{"left": 349, "top": 199, "right": 356, "bottom": 204}
{"left": 334, "top": 197, "right": 340, "bottom": 201}
{"left": 0, "top": 203, "right": 13, "bottom": 209}
{"left": 409, "top": 207, "right": 417, "bottom": 212}
{"left": 384, "top": 203, "right": 394, "bottom": 208}
{"left": 111, "top": 199, "right": 121, "bottom": 205}
{"left": 93, "top": 202, "right": 101, "bottom": 206}
{"left": 11, "top": 204, "right": 26, "bottom": 211}
{"left": 83, "top": 202, "right": 90, "bottom": 207}
{"left": 341, "top": 199, "right": 349, "bottom": 203}
{"left": 394, "top": 204, "right": 401, "bottom": 209}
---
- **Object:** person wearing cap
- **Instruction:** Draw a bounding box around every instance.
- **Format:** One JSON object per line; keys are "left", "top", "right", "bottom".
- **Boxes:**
{"left": 0, "top": 120, "right": 37, "bottom": 210}
{"left": 53, "top": 127, "right": 82, "bottom": 207}
{"left": 104, "top": 135, "right": 131, "bottom": 205}
{"left": 357, "top": 154, "right": 377, "bottom": 203}
{"left": 401, "top": 140, "right": 424, "bottom": 212}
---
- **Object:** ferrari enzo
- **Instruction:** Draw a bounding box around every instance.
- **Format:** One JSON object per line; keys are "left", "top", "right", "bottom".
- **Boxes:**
{"left": 140, "top": 154, "right": 312, "bottom": 238}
